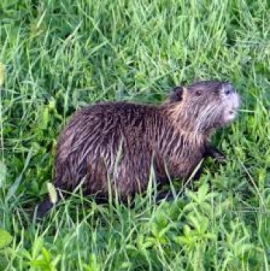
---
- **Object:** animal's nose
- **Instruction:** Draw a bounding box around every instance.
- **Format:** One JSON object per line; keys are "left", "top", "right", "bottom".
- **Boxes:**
{"left": 222, "top": 83, "right": 235, "bottom": 95}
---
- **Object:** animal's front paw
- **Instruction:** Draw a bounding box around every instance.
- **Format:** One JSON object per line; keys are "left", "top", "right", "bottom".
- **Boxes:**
{"left": 205, "top": 145, "right": 226, "bottom": 164}
{"left": 213, "top": 152, "right": 226, "bottom": 164}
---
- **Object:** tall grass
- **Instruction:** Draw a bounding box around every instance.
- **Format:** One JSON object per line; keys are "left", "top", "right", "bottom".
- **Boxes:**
{"left": 0, "top": 0, "right": 270, "bottom": 270}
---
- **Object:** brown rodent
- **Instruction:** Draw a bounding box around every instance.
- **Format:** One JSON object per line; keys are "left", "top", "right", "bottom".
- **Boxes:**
{"left": 36, "top": 80, "right": 240, "bottom": 218}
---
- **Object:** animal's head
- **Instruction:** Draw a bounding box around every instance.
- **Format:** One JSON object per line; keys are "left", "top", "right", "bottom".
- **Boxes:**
{"left": 167, "top": 80, "right": 241, "bottom": 132}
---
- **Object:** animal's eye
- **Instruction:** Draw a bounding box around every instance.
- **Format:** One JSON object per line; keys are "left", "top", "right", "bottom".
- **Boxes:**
{"left": 195, "top": 90, "right": 202, "bottom": 96}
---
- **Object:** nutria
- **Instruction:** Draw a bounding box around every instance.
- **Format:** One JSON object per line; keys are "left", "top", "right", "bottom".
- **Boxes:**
{"left": 36, "top": 80, "right": 240, "bottom": 218}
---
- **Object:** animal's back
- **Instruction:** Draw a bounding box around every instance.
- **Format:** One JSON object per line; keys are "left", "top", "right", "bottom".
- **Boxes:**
{"left": 54, "top": 102, "right": 161, "bottom": 198}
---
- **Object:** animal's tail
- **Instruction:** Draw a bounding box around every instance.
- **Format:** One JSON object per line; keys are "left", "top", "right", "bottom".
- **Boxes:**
{"left": 35, "top": 196, "right": 55, "bottom": 219}
{"left": 35, "top": 179, "right": 63, "bottom": 220}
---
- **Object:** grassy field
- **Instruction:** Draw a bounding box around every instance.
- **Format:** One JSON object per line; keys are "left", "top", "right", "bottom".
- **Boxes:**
{"left": 0, "top": 0, "right": 270, "bottom": 270}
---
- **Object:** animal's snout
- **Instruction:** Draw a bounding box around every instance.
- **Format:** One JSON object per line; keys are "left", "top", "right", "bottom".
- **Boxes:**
{"left": 221, "top": 83, "right": 235, "bottom": 96}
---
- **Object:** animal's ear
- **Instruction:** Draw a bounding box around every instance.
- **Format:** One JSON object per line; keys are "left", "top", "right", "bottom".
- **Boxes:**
{"left": 169, "top": 86, "right": 183, "bottom": 102}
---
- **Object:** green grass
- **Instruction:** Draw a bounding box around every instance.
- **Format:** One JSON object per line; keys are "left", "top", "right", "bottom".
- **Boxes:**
{"left": 0, "top": 0, "right": 270, "bottom": 270}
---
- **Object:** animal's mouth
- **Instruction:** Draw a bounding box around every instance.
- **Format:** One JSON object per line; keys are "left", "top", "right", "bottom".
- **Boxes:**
{"left": 224, "top": 107, "right": 238, "bottom": 123}
{"left": 222, "top": 91, "right": 240, "bottom": 122}
{"left": 229, "top": 109, "right": 237, "bottom": 115}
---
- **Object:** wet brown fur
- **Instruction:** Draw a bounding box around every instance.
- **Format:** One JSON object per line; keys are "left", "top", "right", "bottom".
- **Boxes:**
{"left": 36, "top": 80, "right": 240, "bottom": 218}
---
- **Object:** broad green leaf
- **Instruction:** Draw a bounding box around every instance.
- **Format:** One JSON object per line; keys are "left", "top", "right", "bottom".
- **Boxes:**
{"left": 0, "top": 229, "right": 12, "bottom": 249}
